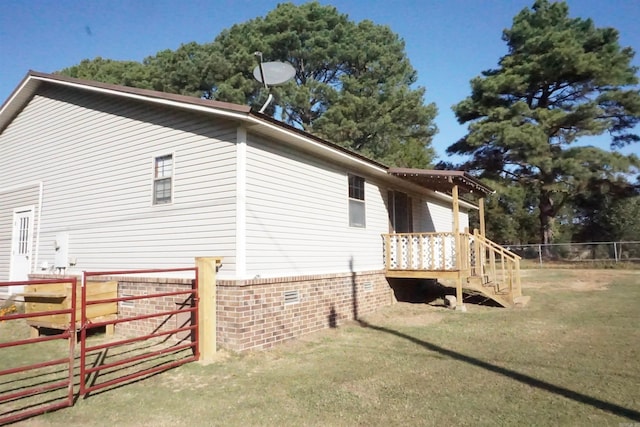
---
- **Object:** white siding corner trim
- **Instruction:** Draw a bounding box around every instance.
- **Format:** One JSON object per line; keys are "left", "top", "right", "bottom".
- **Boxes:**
{"left": 235, "top": 126, "right": 247, "bottom": 279}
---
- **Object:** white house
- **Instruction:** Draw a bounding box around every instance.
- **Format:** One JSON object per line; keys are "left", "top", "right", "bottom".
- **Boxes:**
{"left": 0, "top": 72, "right": 521, "bottom": 350}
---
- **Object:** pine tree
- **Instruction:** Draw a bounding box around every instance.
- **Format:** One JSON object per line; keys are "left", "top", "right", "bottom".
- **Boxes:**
{"left": 450, "top": 0, "right": 640, "bottom": 246}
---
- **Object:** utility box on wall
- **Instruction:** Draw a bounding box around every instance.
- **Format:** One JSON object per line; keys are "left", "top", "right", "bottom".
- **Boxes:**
{"left": 54, "top": 232, "right": 69, "bottom": 269}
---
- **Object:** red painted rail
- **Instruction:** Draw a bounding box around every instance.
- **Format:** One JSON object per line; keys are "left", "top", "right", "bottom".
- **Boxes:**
{"left": 1, "top": 267, "right": 201, "bottom": 422}
{"left": 79, "top": 268, "right": 198, "bottom": 396}
{"left": 0, "top": 278, "right": 76, "bottom": 425}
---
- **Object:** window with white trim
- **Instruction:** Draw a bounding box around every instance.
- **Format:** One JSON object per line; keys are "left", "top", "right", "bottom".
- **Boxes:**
{"left": 153, "top": 154, "right": 173, "bottom": 205}
{"left": 348, "top": 174, "right": 366, "bottom": 228}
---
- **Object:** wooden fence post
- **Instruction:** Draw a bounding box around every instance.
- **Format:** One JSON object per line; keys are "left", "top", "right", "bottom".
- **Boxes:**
{"left": 196, "top": 257, "right": 222, "bottom": 362}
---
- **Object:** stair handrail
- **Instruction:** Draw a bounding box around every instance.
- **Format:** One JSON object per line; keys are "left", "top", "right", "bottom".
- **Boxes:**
{"left": 472, "top": 230, "right": 522, "bottom": 261}
{"left": 472, "top": 229, "right": 522, "bottom": 300}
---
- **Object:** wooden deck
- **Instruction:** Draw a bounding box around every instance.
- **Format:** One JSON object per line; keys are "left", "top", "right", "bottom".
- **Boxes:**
{"left": 382, "top": 231, "right": 526, "bottom": 308}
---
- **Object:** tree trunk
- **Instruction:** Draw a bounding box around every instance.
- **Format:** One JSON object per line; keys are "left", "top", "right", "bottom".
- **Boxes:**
{"left": 539, "top": 191, "right": 555, "bottom": 258}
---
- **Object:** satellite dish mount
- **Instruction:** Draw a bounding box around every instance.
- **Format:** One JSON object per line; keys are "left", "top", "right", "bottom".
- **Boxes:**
{"left": 253, "top": 52, "right": 295, "bottom": 113}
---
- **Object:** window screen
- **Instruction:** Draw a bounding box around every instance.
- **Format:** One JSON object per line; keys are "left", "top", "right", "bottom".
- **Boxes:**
{"left": 154, "top": 154, "right": 173, "bottom": 204}
{"left": 348, "top": 175, "right": 365, "bottom": 227}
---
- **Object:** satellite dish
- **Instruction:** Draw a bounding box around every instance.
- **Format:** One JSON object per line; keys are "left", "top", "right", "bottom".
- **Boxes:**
{"left": 252, "top": 52, "right": 296, "bottom": 113}
{"left": 252, "top": 61, "right": 296, "bottom": 86}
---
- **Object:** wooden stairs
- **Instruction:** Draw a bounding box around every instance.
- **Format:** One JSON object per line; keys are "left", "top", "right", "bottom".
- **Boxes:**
{"left": 465, "top": 274, "right": 529, "bottom": 308}
{"left": 464, "top": 230, "right": 529, "bottom": 308}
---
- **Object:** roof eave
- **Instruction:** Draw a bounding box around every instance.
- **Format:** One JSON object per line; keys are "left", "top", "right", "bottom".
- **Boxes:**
{"left": 0, "top": 71, "right": 389, "bottom": 175}
{"left": 388, "top": 167, "right": 494, "bottom": 196}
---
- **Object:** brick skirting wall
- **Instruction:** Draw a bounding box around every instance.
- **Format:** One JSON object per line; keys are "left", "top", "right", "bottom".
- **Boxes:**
{"left": 115, "top": 276, "right": 195, "bottom": 340}
{"left": 29, "top": 270, "right": 394, "bottom": 352}
{"left": 217, "top": 270, "right": 392, "bottom": 351}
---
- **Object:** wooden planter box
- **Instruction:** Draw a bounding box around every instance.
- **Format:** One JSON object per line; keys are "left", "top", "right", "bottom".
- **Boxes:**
{"left": 23, "top": 280, "right": 118, "bottom": 338}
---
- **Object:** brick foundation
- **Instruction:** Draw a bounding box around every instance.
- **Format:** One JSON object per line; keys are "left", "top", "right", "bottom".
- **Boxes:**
{"left": 116, "top": 276, "right": 195, "bottom": 341}
{"left": 217, "top": 270, "right": 392, "bottom": 351}
{"left": 29, "top": 270, "right": 394, "bottom": 352}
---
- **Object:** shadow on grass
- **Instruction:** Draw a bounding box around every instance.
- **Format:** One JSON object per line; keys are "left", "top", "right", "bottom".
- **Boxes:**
{"left": 356, "top": 318, "right": 640, "bottom": 422}
{"left": 81, "top": 348, "right": 189, "bottom": 398}
{"left": 349, "top": 253, "right": 638, "bottom": 421}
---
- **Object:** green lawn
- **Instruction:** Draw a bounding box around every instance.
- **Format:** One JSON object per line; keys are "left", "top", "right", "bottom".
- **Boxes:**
{"left": 4, "top": 269, "right": 640, "bottom": 426}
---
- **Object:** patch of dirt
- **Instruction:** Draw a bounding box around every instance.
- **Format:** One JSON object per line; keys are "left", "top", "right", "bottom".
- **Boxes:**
{"left": 520, "top": 269, "right": 640, "bottom": 292}
{"left": 160, "top": 350, "right": 235, "bottom": 390}
{"left": 359, "top": 302, "right": 445, "bottom": 327}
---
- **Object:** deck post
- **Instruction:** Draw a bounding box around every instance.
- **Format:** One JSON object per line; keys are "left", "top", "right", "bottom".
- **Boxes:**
{"left": 452, "top": 184, "right": 460, "bottom": 264}
{"left": 478, "top": 197, "right": 486, "bottom": 237}
{"left": 478, "top": 198, "right": 487, "bottom": 273}
{"left": 384, "top": 234, "right": 391, "bottom": 270}
{"left": 514, "top": 258, "right": 522, "bottom": 298}
{"left": 473, "top": 229, "right": 482, "bottom": 276}
{"left": 452, "top": 185, "right": 464, "bottom": 308}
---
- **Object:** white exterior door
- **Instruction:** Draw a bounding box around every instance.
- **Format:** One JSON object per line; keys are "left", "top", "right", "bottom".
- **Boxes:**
{"left": 9, "top": 207, "right": 34, "bottom": 281}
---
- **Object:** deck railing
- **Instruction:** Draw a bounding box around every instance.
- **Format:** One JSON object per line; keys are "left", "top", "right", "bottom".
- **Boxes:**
{"left": 383, "top": 232, "right": 472, "bottom": 271}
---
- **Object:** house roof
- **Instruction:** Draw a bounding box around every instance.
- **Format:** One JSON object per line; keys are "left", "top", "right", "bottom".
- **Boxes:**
{"left": 0, "top": 70, "right": 493, "bottom": 198}
{"left": 0, "top": 71, "right": 388, "bottom": 171}
{"left": 0, "top": 70, "right": 252, "bottom": 122}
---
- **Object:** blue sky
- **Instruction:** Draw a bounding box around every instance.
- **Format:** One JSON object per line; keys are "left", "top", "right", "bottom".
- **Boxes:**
{"left": 1, "top": 0, "right": 638, "bottom": 161}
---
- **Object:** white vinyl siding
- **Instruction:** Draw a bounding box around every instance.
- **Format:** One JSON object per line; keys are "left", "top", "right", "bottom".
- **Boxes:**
{"left": 415, "top": 197, "right": 469, "bottom": 233}
{"left": 413, "top": 195, "right": 435, "bottom": 232}
{"left": 243, "top": 134, "right": 388, "bottom": 278}
{"left": 0, "top": 86, "right": 238, "bottom": 279}
{"left": 460, "top": 210, "right": 470, "bottom": 232}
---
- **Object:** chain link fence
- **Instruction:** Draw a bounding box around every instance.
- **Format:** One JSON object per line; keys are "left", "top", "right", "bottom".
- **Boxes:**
{"left": 506, "top": 241, "right": 640, "bottom": 266}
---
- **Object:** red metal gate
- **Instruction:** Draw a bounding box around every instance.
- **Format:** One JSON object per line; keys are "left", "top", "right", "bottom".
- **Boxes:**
{"left": 0, "top": 267, "right": 199, "bottom": 423}
{"left": 79, "top": 268, "right": 199, "bottom": 396}
{"left": 0, "top": 278, "right": 77, "bottom": 425}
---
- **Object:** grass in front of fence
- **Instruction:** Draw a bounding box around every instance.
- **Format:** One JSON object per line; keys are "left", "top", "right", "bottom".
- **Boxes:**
{"left": 6, "top": 269, "right": 640, "bottom": 426}
{"left": 520, "top": 258, "right": 640, "bottom": 269}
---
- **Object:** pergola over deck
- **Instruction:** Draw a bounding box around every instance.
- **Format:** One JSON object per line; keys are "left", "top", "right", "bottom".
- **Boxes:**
{"left": 388, "top": 168, "right": 494, "bottom": 236}
{"left": 384, "top": 169, "right": 523, "bottom": 308}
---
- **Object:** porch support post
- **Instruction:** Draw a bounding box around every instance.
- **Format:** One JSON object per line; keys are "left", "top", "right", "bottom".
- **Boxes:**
{"left": 452, "top": 184, "right": 460, "bottom": 235}
{"left": 452, "top": 184, "right": 464, "bottom": 308}
{"left": 478, "top": 196, "right": 486, "bottom": 275}
{"left": 478, "top": 197, "right": 486, "bottom": 237}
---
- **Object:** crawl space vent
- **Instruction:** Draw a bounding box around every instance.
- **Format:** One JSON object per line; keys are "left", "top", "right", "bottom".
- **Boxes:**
{"left": 284, "top": 290, "right": 300, "bottom": 305}
{"left": 119, "top": 295, "right": 134, "bottom": 308}
{"left": 363, "top": 282, "right": 374, "bottom": 292}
